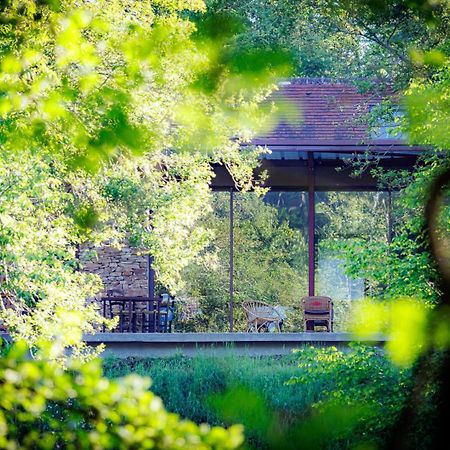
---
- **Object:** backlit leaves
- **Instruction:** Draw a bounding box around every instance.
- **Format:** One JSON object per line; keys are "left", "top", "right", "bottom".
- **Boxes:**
{"left": 350, "top": 298, "right": 450, "bottom": 367}
{"left": 0, "top": 0, "right": 294, "bottom": 359}
{"left": 0, "top": 342, "right": 244, "bottom": 449}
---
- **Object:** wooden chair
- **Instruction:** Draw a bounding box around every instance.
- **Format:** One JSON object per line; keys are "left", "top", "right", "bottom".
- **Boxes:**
{"left": 242, "top": 301, "right": 284, "bottom": 332}
{"left": 105, "top": 289, "right": 130, "bottom": 332}
{"left": 301, "top": 296, "right": 334, "bottom": 332}
{"left": 141, "top": 296, "right": 175, "bottom": 333}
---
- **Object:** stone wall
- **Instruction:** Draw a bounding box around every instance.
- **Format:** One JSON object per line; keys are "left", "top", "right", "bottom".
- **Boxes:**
{"left": 80, "top": 244, "right": 149, "bottom": 297}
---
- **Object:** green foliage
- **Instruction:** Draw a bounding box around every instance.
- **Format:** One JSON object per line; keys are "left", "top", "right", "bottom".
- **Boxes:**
{"left": 331, "top": 153, "right": 447, "bottom": 304}
{"left": 103, "top": 346, "right": 413, "bottom": 450}
{"left": 0, "top": 147, "right": 111, "bottom": 362}
{"left": 315, "top": 192, "right": 391, "bottom": 299}
{"left": 104, "top": 351, "right": 313, "bottom": 426}
{"left": 406, "top": 63, "right": 450, "bottom": 150}
{"left": 285, "top": 345, "right": 412, "bottom": 449}
{"left": 0, "top": 341, "right": 243, "bottom": 450}
{"left": 178, "top": 192, "right": 307, "bottom": 331}
{"left": 205, "top": 0, "right": 450, "bottom": 84}
{"left": 326, "top": 1, "right": 450, "bottom": 304}
{"left": 351, "top": 297, "right": 450, "bottom": 370}
{"left": 0, "top": 0, "right": 293, "bottom": 359}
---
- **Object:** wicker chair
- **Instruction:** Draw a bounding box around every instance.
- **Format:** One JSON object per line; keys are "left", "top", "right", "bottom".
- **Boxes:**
{"left": 242, "top": 301, "right": 284, "bottom": 332}
{"left": 301, "top": 296, "right": 334, "bottom": 332}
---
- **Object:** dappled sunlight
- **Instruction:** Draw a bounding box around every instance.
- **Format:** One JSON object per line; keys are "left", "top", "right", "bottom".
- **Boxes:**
{"left": 1, "top": 0, "right": 450, "bottom": 448}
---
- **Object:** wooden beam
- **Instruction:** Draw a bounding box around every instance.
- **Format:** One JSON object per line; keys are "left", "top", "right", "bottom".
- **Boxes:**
{"left": 308, "top": 153, "right": 315, "bottom": 296}
{"left": 229, "top": 189, "right": 234, "bottom": 332}
{"left": 211, "top": 154, "right": 418, "bottom": 191}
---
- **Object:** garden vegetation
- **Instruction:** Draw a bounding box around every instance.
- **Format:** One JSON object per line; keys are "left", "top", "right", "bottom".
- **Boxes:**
{"left": 0, "top": 0, "right": 450, "bottom": 448}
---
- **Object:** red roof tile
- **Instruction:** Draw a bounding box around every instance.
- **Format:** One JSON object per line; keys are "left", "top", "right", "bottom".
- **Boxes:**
{"left": 256, "top": 78, "right": 389, "bottom": 144}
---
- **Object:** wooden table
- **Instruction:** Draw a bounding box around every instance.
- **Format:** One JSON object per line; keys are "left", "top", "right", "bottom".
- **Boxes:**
{"left": 100, "top": 296, "right": 174, "bottom": 333}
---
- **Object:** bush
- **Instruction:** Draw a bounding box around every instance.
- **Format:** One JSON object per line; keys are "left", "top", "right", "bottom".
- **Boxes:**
{"left": 103, "top": 346, "right": 415, "bottom": 449}
{"left": 0, "top": 342, "right": 243, "bottom": 450}
{"left": 286, "top": 345, "right": 413, "bottom": 449}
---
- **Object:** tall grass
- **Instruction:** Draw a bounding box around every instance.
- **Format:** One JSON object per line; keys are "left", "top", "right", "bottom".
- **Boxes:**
{"left": 103, "top": 350, "right": 325, "bottom": 426}
{"left": 103, "top": 346, "right": 417, "bottom": 449}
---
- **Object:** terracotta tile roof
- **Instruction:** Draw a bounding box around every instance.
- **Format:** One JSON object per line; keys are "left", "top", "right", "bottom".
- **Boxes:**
{"left": 255, "top": 78, "right": 394, "bottom": 145}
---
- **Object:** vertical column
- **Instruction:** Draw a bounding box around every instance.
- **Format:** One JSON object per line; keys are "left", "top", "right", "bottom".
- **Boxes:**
{"left": 308, "top": 152, "right": 315, "bottom": 296}
{"left": 386, "top": 190, "right": 393, "bottom": 291}
{"left": 229, "top": 189, "right": 234, "bottom": 332}
{"left": 387, "top": 190, "right": 393, "bottom": 244}
{"left": 147, "top": 209, "right": 156, "bottom": 300}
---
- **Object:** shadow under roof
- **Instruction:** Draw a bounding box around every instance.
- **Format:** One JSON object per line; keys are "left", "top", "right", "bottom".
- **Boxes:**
{"left": 212, "top": 78, "right": 423, "bottom": 191}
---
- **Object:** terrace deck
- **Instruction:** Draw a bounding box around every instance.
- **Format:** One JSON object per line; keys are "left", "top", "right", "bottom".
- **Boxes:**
{"left": 85, "top": 332, "right": 387, "bottom": 358}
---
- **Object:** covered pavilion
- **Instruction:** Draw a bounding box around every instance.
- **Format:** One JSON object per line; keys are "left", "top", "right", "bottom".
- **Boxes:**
{"left": 198, "top": 78, "right": 421, "bottom": 331}
{"left": 89, "top": 78, "right": 423, "bottom": 356}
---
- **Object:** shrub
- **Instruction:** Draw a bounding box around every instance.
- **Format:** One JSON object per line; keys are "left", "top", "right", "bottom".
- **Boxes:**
{"left": 0, "top": 342, "right": 243, "bottom": 450}
{"left": 103, "top": 346, "right": 415, "bottom": 449}
{"left": 286, "top": 345, "right": 413, "bottom": 449}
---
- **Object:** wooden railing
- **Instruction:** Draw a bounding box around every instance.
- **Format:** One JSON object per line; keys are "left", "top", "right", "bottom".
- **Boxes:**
{"left": 100, "top": 296, "right": 174, "bottom": 333}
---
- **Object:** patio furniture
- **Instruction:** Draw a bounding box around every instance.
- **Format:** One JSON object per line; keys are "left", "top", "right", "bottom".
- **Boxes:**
{"left": 101, "top": 294, "right": 174, "bottom": 333}
{"left": 104, "top": 290, "right": 129, "bottom": 332}
{"left": 142, "top": 294, "right": 175, "bottom": 333}
{"left": 301, "top": 296, "right": 333, "bottom": 332}
{"left": 242, "top": 300, "right": 284, "bottom": 332}
{"left": 160, "top": 293, "right": 176, "bottom": 332}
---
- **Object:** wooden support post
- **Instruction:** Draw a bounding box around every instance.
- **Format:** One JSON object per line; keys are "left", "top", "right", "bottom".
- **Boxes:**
{"left": 308, "top": 152, "right": 315, "bottom": 296}
{"left": 387, "top": 190, "right": 393, "bottom": 244}
{"left": 147, "top": 209, "right": 156, "bottom": 300}
{"left": 229, "top": 189, "right": 234, "bottom": 332}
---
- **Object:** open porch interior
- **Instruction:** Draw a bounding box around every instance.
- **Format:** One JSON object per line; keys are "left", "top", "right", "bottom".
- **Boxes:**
{"left": 84, "top": 79, "right": 423, "bottom": 335}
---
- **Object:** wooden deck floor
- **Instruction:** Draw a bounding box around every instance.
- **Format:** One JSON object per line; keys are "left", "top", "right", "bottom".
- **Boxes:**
{"left": 85, "top": 332, "right": 387, "bottom": 358}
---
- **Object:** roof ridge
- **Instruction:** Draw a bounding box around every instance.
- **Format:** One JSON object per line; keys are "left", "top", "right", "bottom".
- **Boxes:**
{"left": 279, "top": 77, "right": 387, "bottom": 86}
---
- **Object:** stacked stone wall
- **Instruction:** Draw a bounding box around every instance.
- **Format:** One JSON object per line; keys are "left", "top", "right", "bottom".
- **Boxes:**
{"left": 80, "top": 244, "right": 148, "bottom": 297}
